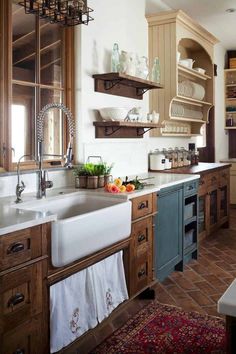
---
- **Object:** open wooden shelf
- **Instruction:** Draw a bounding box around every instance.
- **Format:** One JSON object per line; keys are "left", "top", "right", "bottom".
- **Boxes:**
{"left": 170, "top": 116, "right": 205, "bottom": 123}
{"left": 176, "top": 95, "right": 212, "bottom": 106}
{"left": 93, "top": 121, "right": 163, "bottom": 138}
{"left": 178, "top": 65, "right": 211, "bottom": 80}
{"left": 92, "top": 72, "right": 163, "bottom": 100}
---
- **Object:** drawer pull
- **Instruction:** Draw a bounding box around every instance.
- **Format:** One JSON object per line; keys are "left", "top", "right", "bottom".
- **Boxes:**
{"left": 13, "top": 350, "right": 25, "bottom": 354}
{"left": 138, "top": 269, "right": 146, "bottom": 278}
{"left": 187, "top": 185, "right": 194, "bottom": 191}
{"left": 138, "top": 234, "right": 146, "bottom": 242}
{"left": 7, "top": 292, "right": 25, "bottom": 308}
{"left": 7, "top": 242, "right": 25, "bottom": 254}
{"left": 138, "top": 201, "right": 148, "bottom": 210}
{"left": 199, "top": 180, "right": 205, "bottom": 186}
{"left": 211, "top": 176, "right": 217, "bottom": 182}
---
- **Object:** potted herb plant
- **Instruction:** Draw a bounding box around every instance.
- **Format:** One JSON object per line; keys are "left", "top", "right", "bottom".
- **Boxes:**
{"left": 83, "top": 163, "right": 99, "bottom": 189}
{"left": 103, "top": 162, "right": 114, "bottom": 185}
{"left": 73, "top": 165, "right": 88, "bottom": 188}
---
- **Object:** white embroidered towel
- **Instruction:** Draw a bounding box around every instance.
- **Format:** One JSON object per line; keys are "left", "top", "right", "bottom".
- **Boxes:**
{"left": 91, "top": 250, "right": 129, "bottom": 323}
{"left": 50, "top": 267, "right": 98, "bottom": 353}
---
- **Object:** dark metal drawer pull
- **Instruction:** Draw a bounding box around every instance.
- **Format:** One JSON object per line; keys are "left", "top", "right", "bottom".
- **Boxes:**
{"left": 138, "top": 234, "right": 146, "bottom": 242}
{"left": 199, "top": 180, "right": 205, "bottom": 185}
{"left": 7, "top": 242, "right": 25, "bottom": 254}
{"left": 187, "top": 185, "right": 194, "bottom": 190}
{"left": 138, "top": 269, "right": 146, "bottom": 278}
{"left": 13, "top": 349, "right": 25, "bottom": 354}
{"left": 8, "top": 293, "right": 25, "bottom": 308}
{"left": 138, "top": 201, "right": 148, "bottom": 210}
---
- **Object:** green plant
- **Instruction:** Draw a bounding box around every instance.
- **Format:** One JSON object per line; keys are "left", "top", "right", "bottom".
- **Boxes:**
{"left": 73, "top": 162, "right": 114, "bottom": 177}
{"left": 103, "top": 162, "right": 114, "bottom": 175}
{"left": 72, "top": 165, "right": 89, "bottom": 177}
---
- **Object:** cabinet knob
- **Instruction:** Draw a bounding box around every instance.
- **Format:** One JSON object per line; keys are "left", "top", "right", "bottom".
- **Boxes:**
{"left": 138, "top": 269, "right": 146, "bottom": 278}
{"left": 13, "top": 350, "right": 25, "bottom": 354}
{"left": 199, "top": 180, "right": 205, "bottom": 185}
{"left": 12, "top": 349, "right": 25, "bottom": 354}
{"left": 138, "top": 234, "right": 146, "bottom": 243}
{"left": 138, "top": 201, "right": 148, "bottom": 210}
{"left": 7, "top": 292, "right": 25, "bottom": 308}
{"left": 187, "top": 185, "right": 194, "bottom": 190}
{"left": 7, "top": 242, "right": 25, "bottom": 254}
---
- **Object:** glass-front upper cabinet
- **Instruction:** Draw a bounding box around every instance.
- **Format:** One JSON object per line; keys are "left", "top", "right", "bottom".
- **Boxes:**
{"left": 0, "top": 0, "right": 74, "bottom": 171}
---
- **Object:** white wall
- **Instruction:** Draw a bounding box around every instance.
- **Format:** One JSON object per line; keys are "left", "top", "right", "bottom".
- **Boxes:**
{"left": 75, "top": 0, "right": 196, "bottom": 178}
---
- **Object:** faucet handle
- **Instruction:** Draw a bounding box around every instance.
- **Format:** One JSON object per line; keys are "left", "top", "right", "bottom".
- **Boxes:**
{"left": 43, "top": 170, "right": 53, "bottom": 189}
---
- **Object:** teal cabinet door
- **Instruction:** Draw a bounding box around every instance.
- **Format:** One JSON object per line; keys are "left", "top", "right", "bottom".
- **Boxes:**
{"left": 154, "top": 184, "right": 183, "bottom": 282}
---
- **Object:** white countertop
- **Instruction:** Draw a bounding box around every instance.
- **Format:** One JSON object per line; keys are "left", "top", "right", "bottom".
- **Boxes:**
{"left": 0, "top": 172, "right": 199, "bottom": 236}
{"left": 218, "top": 279, "right": 236, "bottom": 317}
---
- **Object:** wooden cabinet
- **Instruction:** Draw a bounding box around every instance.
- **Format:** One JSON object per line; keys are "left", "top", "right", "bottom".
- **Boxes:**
{"left": 224, "top": 69, "right": 236, "bottom": 129}
{"left": 198, "top": 166, "right": 230, "bottom": 239}
{"left": 128, "top": 193, "right": 157, "bottom": 297}
{"left": 0, "top": 225, "right": 48, "bottom": 354}
{"left": 146, "top": 10, "right": 218, "bottom": 137}
{"left": 230, "top": 163, "right": 236, "bottom": 204}
{"left": 0, "top": 0, "right": 74, "bottom": 172}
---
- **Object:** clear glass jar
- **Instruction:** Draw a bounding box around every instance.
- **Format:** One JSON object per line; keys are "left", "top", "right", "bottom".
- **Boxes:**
{"left": 111, "top": 43, "right": 120, "bottom": 72}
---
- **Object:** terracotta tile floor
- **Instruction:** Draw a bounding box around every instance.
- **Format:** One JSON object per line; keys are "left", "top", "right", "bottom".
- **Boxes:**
{"left": 65, "top": 208, "right": 236, "bottom": 354}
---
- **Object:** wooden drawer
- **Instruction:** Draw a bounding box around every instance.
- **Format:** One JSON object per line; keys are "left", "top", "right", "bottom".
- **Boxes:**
{"left": 184, "top": 180, "right": 199, "bottom": 197}
{"left": 0, "top": 262, "right": 44, "bottom": 333}
{"left": 132, "top": 194, "right": 153, "bottom": 220}
{"left": 219, "top": 168, "right": 230, "bottom": 187}
{"left": 132, "top": 217, "right": 153, "bottom": 257}
{"left": 0, "top": 226, "right": 43, "bottom": 271}
{"left": 132, "top": 252, "right": 153, "bottom": 294}
{"left": 198, "top": 175, "right": 207, "bottom": 196}
{"left": 206, "top": 172, "right": 219, "bottom": 191}
{"left": 1, "top": 315, "right": 42, "bottom": 354}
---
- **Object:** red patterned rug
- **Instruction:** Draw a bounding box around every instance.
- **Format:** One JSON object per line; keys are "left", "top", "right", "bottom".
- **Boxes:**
{"left": 90, "top": 301, "right": 226, "bottom": 354}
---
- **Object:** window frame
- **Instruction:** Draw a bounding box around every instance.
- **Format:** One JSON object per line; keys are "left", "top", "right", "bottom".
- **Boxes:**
{"left": 0, "top": 0, "right": 75, "bottom": 172}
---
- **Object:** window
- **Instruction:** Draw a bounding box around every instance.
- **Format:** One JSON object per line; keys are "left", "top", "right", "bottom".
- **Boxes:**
{"left": 0, "top": 0, "right": 74, "bottom": 171}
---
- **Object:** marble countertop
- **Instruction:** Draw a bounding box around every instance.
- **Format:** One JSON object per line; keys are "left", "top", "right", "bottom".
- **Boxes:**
{"left": 0, "top": 172, "right": 200, "bottom": 236}
{"left": 218, "top": 279, "right": 236, "bottom": 317}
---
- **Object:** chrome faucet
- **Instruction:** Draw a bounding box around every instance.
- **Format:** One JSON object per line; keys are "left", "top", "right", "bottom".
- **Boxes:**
{"left": 36, "top": 103, "right": 75, "bottom": 199}
{"left": 15, "top": 154, "right": 35, "bottom": 203}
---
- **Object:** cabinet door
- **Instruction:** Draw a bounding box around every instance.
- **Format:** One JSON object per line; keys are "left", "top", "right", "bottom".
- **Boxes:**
{"left": 1, "top": 315, "right": 42, "bottom": 354}
{"left": 154, "top": 185, "right": 183, "bottom": 282}
{"left": 207, "top": 188, "right": 218, "bottom": 234}
{"left": 198, "top": 194, "right": 207, "bottom": 239}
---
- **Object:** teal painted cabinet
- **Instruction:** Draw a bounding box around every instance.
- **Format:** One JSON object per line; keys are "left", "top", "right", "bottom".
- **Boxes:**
{"left": 154, "top": 184, "right": 183, "bottom": 282}
{"left": 154, "top": 179, "right": 199, "bottom": 282}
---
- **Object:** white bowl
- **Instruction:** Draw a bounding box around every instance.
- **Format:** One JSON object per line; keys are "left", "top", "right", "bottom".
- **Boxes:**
{"left": 179, "top": 59, "right": 195, "bottom": 69}
{"left": 99, "top": 107, "right": 129, "bottom": 121}
{"left": 193, "top": 67, "right": 206, "bottom": 75}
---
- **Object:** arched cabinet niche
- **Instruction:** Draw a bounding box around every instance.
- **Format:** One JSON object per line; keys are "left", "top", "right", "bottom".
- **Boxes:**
{"left": 146, "top": 10, "right": 219, "bottom": 137}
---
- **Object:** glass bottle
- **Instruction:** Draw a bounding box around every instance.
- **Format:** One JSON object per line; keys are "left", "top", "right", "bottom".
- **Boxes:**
{"left": 111, "top": 43, "right": 120, "bottom": 72}
{"left": 136, "top": 56, "right": 149, "bottom": 79}
{"left": 151, "top": 57, "right": 160, "bottom": 83}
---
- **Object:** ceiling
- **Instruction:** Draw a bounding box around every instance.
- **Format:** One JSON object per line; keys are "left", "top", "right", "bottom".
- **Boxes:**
{"left": 146, "top": 0, "right": 236, "bottom": 50}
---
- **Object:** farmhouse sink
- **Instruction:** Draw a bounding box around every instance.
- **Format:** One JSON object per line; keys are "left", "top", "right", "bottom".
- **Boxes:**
{"left": 14, "top": 192, "right": 132, "bottom": 267}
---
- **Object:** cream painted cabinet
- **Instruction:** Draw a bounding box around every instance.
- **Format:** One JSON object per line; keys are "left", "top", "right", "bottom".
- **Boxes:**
{"left": 146, "top": 10, "right": 218, "bottom": 137}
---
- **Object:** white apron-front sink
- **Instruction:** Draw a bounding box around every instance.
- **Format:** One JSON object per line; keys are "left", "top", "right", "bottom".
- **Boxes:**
{"left": 14, "top": 192, "right": 132, "bottom": 267}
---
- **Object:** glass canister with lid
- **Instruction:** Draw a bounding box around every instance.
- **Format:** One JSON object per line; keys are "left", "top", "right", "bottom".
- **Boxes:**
{"left": 149, "top": 149, "right": 166, "bottom": 170}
